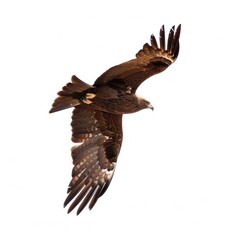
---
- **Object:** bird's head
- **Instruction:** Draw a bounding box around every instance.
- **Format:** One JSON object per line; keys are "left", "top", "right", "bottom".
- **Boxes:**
{"left": 138, "top": 97, "right": 154, "bottom": 111}
{"left": 145, "top": 99, "right": 154, "bottom": 111}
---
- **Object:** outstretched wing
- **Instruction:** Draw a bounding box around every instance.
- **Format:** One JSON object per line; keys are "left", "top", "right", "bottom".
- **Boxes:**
{"left": 94, "top": 25, "right": 181, "bottom": 93}
{"left": 64, "top": 106, "right": 123, "bottom": 215}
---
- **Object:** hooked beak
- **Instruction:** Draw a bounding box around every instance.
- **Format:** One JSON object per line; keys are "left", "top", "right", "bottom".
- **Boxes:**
{"left": 148, "top": 103, "right": 154, "bottom": 111}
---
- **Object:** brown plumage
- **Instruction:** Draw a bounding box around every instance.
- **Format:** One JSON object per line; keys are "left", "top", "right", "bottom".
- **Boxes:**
{"left": 49, "top": 25, "right": 181, "bottom": 215}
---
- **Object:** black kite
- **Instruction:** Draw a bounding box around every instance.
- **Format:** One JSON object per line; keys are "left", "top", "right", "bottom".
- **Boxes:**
{"left": 50, "top": 25, "right": 181, "bottom": 215}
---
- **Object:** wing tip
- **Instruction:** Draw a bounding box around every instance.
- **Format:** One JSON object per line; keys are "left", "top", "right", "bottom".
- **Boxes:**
{"left": 160, "top": 25, "right": 166, "bottom": 51}
{"left": 137, "top": 24, "right": 181, "bottom": 64}
{"left": 172, "top": 24, "right": 181, "bottom": 58}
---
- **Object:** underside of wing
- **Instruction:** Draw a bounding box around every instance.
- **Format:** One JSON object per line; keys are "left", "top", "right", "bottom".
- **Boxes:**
{"left": 94, "top": 25, "right": 181, "bottom": 92}
{"left": 64, "top": 107, "right": 123, "bottom": 215}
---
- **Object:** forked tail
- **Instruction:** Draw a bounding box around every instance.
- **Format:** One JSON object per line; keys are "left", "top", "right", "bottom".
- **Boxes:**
{"left": 49, "top": 75, "right": 94, "bottom": 113}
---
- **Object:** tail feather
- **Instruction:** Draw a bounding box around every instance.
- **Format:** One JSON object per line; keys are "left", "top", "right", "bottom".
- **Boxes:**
{"left": 49, "top": 75, "right": 94, "bottom": 113}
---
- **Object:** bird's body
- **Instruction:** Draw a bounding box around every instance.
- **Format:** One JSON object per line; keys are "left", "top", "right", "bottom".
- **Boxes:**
{"left": 50, "top": 25, "right": 181, "bottom": 215}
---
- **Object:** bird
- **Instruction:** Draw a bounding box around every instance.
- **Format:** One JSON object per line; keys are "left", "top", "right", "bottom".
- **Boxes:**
{"left": 49, "top": 25, "right": 181, "bottom": 215}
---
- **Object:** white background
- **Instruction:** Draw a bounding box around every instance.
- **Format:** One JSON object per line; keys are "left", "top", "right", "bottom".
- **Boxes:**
{"left": 1, "top": 0, "right": 240, "bottom": 239}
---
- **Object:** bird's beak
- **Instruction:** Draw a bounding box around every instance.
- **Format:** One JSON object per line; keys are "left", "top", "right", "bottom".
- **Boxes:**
{"left": 148, "top": 103, "right": 154, "bottom": 111}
